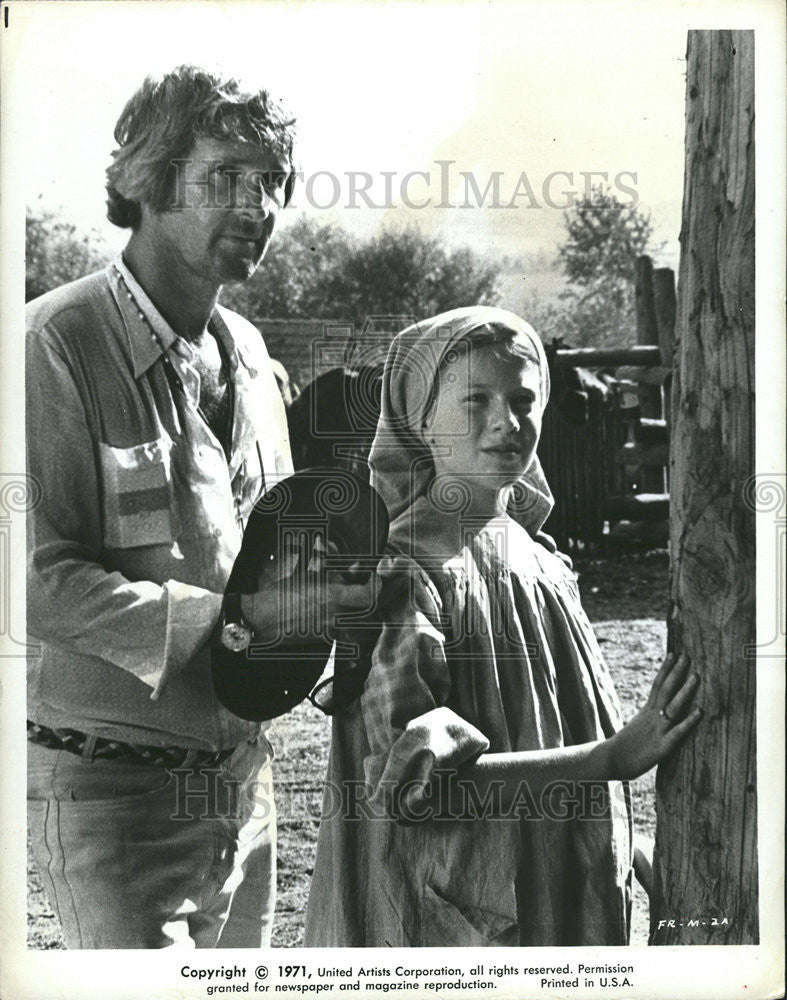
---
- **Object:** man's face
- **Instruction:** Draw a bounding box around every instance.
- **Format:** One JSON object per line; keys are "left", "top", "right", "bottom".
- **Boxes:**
{"left": 145, "top": 135, "right": 290, "bottom": 286}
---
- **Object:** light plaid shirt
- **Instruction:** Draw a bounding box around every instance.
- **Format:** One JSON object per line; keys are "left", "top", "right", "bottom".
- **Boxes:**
{"left": 26, "top": 260, "right": 292, "bottom": 749}
{"left": 307, "top": 511, "right": 632, "bottom": 946}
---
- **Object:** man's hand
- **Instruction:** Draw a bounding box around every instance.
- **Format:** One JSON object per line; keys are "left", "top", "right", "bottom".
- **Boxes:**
{"left": 603, "top": 652, "right": 702, "bottom": 780}
{"left": 240, "top": 535, "right": 380, "bottom": 646}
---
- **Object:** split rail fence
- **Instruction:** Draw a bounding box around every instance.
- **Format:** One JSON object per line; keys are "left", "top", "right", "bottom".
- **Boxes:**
{"left": 538, "top": 256, "right": 676, "bottom": 551}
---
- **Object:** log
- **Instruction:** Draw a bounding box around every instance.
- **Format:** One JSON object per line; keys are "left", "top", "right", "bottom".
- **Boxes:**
{"left": 604, "top": 493, "right": 670, "bottom": 521}
{"left": 552, "top": 345, "right": 661, "bottom": 368}
{"left": 650, "top": 29, "right": 757, "bottom": 945}
{"left": 615, "top": 365, "right": 672, "bottom": 386}
{"left": 608, "top": 519, "right": 669, "bottom": 544}
{"left": 615, "top": 441, "right": 669, "bottom": 468}
{"left": 634, "top": 418, "right": 668, "bottom": 446}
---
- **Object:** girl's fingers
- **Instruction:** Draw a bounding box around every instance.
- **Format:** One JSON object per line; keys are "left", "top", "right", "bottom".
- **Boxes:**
{"left": 664, "top": 672, "right": 700, "bottom": 722}
{"left": 648, "top": 651, "right": 677, "bottom": 701}
{"left": 663, "top": 706, "right": 702, "bottom": 751}
{"left": 657, "top": 651, "right": 692, "bottom": 705}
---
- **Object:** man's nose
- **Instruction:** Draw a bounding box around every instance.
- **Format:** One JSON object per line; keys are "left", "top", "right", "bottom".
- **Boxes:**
{"left": 239, "top": 188, "right": 273, "bottom": 218}
{"left": 235, "top": 190, "right": 275, "bottom": 238}
{"left": 235, "top": 173, "right": 276, "bottom": 215}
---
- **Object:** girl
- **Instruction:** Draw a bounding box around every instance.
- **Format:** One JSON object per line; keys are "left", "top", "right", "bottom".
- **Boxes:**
{"left": 304, "top": 307, "right": 700, "bottom": 947}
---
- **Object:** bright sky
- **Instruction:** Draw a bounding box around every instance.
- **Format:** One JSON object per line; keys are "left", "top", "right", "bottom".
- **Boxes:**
{"left": 7, "top": 0, "right": 692, "bottom": 270}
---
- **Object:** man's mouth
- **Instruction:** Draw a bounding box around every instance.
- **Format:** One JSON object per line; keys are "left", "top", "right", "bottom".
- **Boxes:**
{"left": 223, "top": 235, "right": 264, "bottom": 254}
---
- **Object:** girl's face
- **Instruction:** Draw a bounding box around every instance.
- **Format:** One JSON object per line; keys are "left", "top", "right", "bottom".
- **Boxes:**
{"left": 424, "top": 342, "right": 543, "bottom": 494}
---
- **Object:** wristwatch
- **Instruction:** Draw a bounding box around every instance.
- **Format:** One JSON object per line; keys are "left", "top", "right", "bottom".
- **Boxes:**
{"left": 219, "top": 592, "right": 253, "bottom": 652}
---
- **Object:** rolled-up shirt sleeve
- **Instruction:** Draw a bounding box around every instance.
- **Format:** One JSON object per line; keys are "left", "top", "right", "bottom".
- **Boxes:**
{"left": 26, "top": 323, "right": 222, "bottom": 696}
{"left": 361, "top": 556, "right": 490, "bottom": 816}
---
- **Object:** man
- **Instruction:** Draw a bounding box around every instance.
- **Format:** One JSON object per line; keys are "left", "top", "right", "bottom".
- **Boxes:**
{"left": 26, "top": 65, "right": 368, "bottom": 949}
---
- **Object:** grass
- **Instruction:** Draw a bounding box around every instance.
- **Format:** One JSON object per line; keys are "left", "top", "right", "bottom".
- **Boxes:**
{"left": 27, "top": 550, "right": 668, "bottom": 949}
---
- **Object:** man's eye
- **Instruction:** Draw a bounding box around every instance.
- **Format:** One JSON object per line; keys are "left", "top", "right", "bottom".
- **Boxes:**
{"left": 209, "top": 167, "right": 240, "bottom": 197}
{"left": 261, "top": 173, "right": 288, "bottom": 202}
{"left": 513, "top": 396, "right": 534, "bottom": 410}
{"left": 214, "top": 165, "right": 240, "bottom": 182}
{"left": 466, "top": 393, "right": 486, "bottom": 404}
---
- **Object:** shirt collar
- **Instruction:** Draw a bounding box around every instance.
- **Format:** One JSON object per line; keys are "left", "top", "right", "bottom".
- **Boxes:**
{"left": 109, "top": 257, "right": 179, "bottom": 379}
{"left": 108, "top": 256, "right": 242, "bottom": 379}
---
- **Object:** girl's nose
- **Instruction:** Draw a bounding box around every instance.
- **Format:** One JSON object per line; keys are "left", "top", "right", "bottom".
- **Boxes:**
{"left": 489, "top": 399, "right": 520, "bottom": 432}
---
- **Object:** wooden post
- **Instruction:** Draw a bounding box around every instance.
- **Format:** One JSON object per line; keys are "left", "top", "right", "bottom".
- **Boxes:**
{"left": 635, "top": 255, "right": 660, "bottom": 357}
{"left": 653, "top": 268, "right": 677, "bottom": 431}
{"left": 653, "top": 268, "right": 677, "bottom": 365}
{"left": 635, "top": 255, "right": 665, "bottom": 490}
{"left": 650, "top": 30, "right": 756, "bottom": 945}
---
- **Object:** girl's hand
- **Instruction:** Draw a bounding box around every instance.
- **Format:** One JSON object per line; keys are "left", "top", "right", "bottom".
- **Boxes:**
{"left": 605, "top": 652, "right": 702, "bottom": 780}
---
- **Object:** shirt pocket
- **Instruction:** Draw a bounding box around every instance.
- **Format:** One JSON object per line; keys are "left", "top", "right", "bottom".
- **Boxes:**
{"left": 420, "top": 882, "right": 518, "bottom": 947}
{"left": 99, "top": 436, "right": 175, "bottom": 549}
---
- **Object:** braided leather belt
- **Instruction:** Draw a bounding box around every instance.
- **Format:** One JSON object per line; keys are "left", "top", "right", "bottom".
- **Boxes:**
{"left": 27, "top": 721, "right": 236, "bottom": 770}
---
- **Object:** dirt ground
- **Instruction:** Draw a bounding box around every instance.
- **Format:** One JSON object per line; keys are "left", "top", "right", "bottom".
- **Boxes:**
{"left": 26, "top": 549, "right": 669, "bottom": 950}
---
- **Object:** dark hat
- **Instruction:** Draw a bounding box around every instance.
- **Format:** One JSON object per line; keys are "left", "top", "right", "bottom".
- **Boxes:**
{"left": 212, "top": 468, "right": 389, "bottom": 722}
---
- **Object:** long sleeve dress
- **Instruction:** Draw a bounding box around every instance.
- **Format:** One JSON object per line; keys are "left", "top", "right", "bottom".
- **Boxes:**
{"left": 304, "top": 498, "right": 632, "bottom": 947}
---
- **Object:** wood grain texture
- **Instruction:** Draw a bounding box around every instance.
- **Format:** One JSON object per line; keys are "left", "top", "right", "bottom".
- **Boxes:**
{"left": 650, "top": 29, "right": 757, "bottom": 945}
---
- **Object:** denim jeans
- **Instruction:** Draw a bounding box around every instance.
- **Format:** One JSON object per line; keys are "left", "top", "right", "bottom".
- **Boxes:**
{"left": 27, "top": 735, "right": 276, "bottom": 948}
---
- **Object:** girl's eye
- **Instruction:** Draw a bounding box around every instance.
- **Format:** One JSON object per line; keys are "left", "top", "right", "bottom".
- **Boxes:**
{"left": 513, "top": 395, "right": 535, "bottom": 411}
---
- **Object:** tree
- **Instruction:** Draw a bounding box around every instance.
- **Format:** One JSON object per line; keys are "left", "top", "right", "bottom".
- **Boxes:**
{"left": 26, "top": 204, "right": 501, "bottom": 339}
{"left": 558, "top": 186, "right": 656, "bottom": 303}
{"left": 527, "top": 187, "right": 662, "bottom": 349}
{"left": 650, "top": 29, "right": 756, "bottom": 945}
{"left": 222, "top": 217, "right": 501, "bottom": 327}
{"left": 321, "top": 225, "right": 500, "bottom": 326}
{"left": 25, "top": 205, "right": 111, "bottom": 302}
{"left": 221, "top": 215, "right": 354, "bottom": 320}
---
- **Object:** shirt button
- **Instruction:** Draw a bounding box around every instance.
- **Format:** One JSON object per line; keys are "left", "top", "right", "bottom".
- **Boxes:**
{"left": 214, "top": 527, "right": 222, "bottom": 538}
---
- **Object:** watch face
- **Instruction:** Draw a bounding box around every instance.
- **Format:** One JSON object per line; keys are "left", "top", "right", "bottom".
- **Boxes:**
{"left": 221, "top": 621, "right": 253, "bottom": 653}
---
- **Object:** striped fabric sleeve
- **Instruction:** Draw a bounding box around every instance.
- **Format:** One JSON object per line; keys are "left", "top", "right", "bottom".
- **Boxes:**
{"left": 26, "top": 323, "right": 225, "bottom": 693}
{"left": 360, "top": 555, "right": 490, "bottom": 818}
{"left": 99, "top": 439, "right": 174, "bottom": 548}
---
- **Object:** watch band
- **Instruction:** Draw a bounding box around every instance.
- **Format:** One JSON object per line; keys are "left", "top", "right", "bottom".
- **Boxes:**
{"left": 220, "top": 592, "right": 253, "bottom": 652}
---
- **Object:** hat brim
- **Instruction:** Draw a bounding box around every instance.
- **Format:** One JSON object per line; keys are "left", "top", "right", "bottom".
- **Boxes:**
{"left": 212, "top": 468, "right": 389, "bottom": 722}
